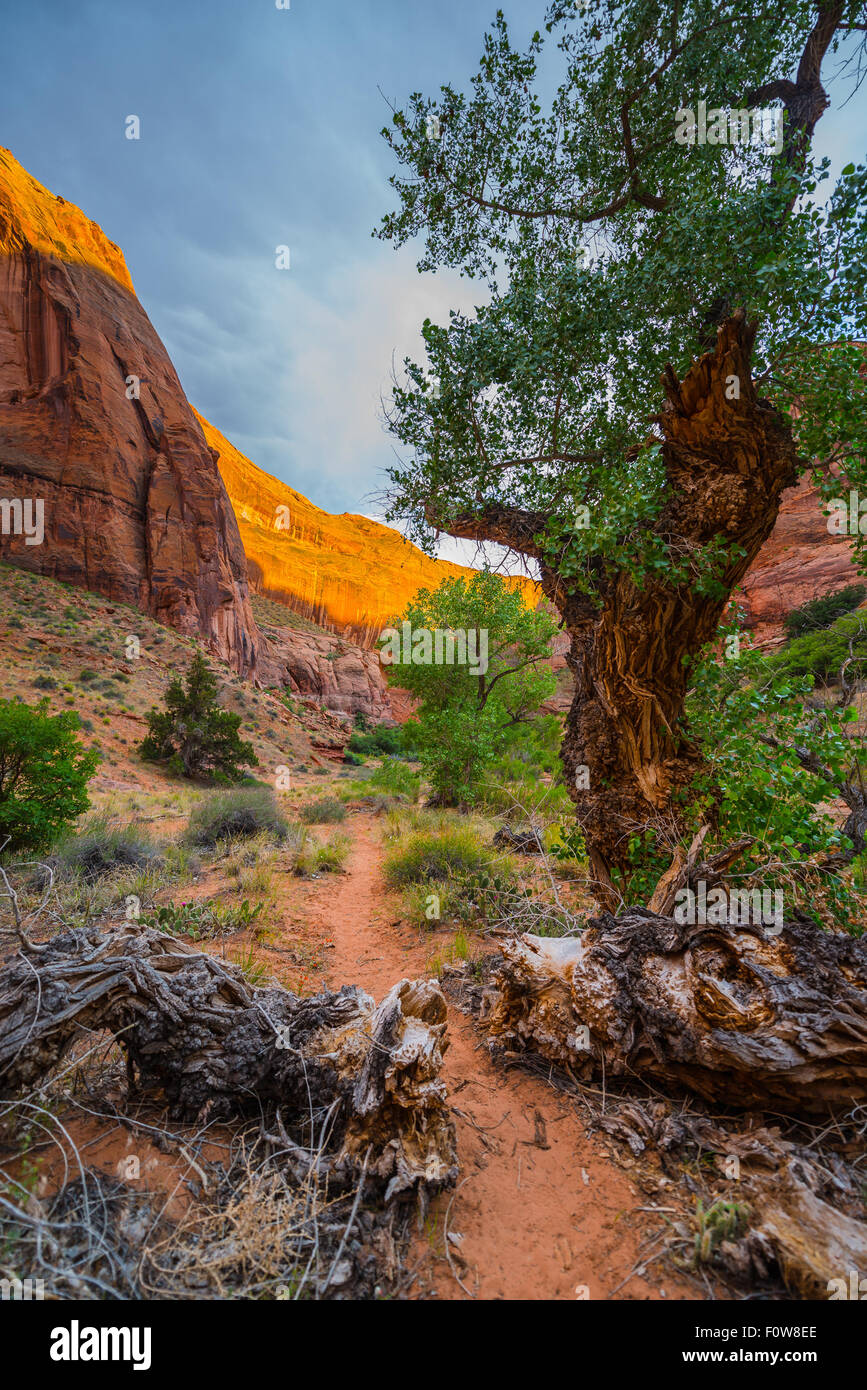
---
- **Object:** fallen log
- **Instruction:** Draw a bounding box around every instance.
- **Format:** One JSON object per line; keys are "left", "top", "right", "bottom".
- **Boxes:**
{"left": 0, "top": 923, "right": 457, "bottom": 1205}
{"left": 482, "top": 914, "right": 867, "bottom": 1296}
{"left": 482, "top": 908, "right": 867, "bottom": 1115}
{"left": 493, "top": 826, "right": 544, "bottom": 856}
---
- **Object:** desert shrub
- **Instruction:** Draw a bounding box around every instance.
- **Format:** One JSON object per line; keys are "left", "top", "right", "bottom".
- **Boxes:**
{"left": 343, "top": 750, "right": 365, "bottom": 766}
{"left": 139, "top": 653, "right": 257, "bottom": 782}
{"left": 32, "top": 674, "right": 56, "bottom": 691}
{"left": 398, "top": 865, "right": 518, "bottom": 929}
{"left": 299, "top": 796, "right": 346, "bottom": 824}
{"left": 144, "top": 898, "right": 263, "bottom": 940}
{"left": 218, "top": 832, "right": 272, "bottom": 876}
{"left": 186, "top": 786, "right": 288, "bottom": 848}
{"left": 383, "top": 825, "right": 494, "bottom": 887}
{"left": 51, "top": 816, "right": 160, "bottom": 883}
{"left": 399, "top": 878, "right": 461, "bottom": 928}
{"left": 294, "top": 832, "right": 351, "bottom": 876}
{"left": 0, "top": 699, "right": 98, "bottom": 853}
{"left": 237, "top": 863, "right": 273, "bottom": 896}
{"left": 783, "top": 584, "right": 867, "bottom": 638}
{"left": 368, "top": 758, "right": 420, "bottom": 799}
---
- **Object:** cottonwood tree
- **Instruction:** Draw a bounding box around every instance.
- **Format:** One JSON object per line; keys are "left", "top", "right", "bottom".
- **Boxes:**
{"left": 377, "top": 0, "right": 867, "bottom": 899}
{"left": 383, "top": 570, "right": 557, "bottom": 804}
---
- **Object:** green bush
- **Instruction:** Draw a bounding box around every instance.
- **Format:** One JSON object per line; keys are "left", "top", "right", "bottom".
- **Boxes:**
{"left": 383, "top": 825, "right": 494, "bottom": 887}
{"left": 772, "top": 609, "right": 867, "bottom": 684}
{"left": 347, "top": 725, "right": 403, "bottom": 756}
{"left": 186, "top": 786, "right": 288, "bottom": 847}
{"left": 51, "top": 816, "right": 160, "bottom": 882}
{"left": 0, "top": 699, "right": 98, "bottom": 853}
{"left": 299, "top": 796, "right": 347, "bottom": 824}
{"left": 139, "top": 653, "right": 257, "bottom": 782}
{"left": 367, "top": 758, "right": 420, "bottom": 799}
{"left": 783, "top": 584, "right": 867, "bottom": 638}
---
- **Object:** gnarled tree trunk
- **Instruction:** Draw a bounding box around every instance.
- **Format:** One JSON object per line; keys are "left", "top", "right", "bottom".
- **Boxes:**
{"left": 432, "top": 313, "right": 799, "bottom": 897}
{"left": 560, "top": 314, "right": 797, "bottom": 891}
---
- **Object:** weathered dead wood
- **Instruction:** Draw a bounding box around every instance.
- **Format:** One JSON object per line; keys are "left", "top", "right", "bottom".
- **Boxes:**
{"left": 647, "top": 834, "right": 754, "bottom": 917}
{"left": 483, "top": 912, "right": 867, "bottom": 1294}
{"left": 493, "top": 826, "right": 544, "bottom": 855}
{"left": 590, "top": 1102, "right": 867, "bottom": 1296}
{"left": 482, "top": 909, "right": 867, "bottom": 1115}
{"left": 0, "top": 923, "right": 457, "bottom": 1205}
{"left": 748, "top": 1165, "right": 867, "bottom": 1298}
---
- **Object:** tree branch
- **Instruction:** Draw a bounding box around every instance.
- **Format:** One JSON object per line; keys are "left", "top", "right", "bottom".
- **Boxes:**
{"left": 424, "top": 501, "right": 548, "bottom": 558}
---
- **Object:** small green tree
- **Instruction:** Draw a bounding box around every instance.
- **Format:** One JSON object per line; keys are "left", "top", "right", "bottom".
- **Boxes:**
{"left": 139, "top": 653, "right": 257, "bottom": 782}
{"left": 0, "top": 700, "right": 98, "bottom": 853}
{"left": 382, "top": 570, "right": 557, "bottom": 804}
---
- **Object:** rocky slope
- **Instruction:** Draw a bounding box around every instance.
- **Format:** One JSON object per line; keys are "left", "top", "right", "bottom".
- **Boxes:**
{"left": 250, "top": 595, "right": 395, "bottom": 724}
{"left": 0, "top": 148, "right": 262, "bottom": 677}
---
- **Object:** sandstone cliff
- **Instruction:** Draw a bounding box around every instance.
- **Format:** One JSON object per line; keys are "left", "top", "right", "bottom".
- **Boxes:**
{"left": 199, "top": 410, "right": 537, "bottom": 647}
{"left": 737, "top": 472, "right": 861, "bottom": 644}
{"left": 0, "top": 148, "right": 262, "bottom": 676}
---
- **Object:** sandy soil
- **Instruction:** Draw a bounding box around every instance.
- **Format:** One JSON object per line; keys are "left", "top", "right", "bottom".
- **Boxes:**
{"left": 304, "top": 814, "right": 703, "bottom": 1302}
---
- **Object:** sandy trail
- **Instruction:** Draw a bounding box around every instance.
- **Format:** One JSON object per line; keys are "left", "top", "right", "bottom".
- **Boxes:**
{"left": 307, "top": 814, "right": 701, "bottom": 1303}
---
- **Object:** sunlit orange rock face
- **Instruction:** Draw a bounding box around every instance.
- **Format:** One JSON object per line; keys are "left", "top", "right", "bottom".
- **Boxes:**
{"left": 0, "top": 148, "right": 262, "bottom": 676}
{"left": 199, "top": 409, "right": 538, "bottom": 646}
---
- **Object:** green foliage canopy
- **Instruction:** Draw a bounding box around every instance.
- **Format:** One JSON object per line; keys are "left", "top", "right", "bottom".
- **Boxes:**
{"left": 0, "top": 699, "right": 98, "bottom": 853}
{"left": 377, "top": 2, "right": 867, "bottom": 587}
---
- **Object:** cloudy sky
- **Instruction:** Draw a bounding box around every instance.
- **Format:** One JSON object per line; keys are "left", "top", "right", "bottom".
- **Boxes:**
{"left": 2, "top": 1, "right": 864, "bottom": 561}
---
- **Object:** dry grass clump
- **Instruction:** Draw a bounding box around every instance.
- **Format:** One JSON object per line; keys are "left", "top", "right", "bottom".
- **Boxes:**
{"left": 141, "top": 1150, "right": 347, "bottom": 1300}
{"left": 0, "top": 1051, "right": 410, "bottom": 1302}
